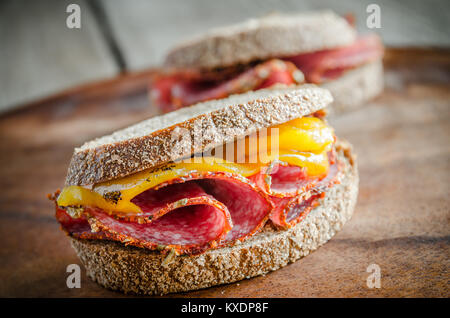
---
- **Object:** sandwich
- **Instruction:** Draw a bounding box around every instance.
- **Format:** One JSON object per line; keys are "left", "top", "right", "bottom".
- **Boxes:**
{"left": 150, "top": 10, "right": 384, "bottom": 114}
{"left": 51, "top": 85, "right": 358, "bottom": 295}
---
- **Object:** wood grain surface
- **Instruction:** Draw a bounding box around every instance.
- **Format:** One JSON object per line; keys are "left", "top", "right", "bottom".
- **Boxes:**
{"left": 0, "top": 48, "right": 448, "bottom": 297}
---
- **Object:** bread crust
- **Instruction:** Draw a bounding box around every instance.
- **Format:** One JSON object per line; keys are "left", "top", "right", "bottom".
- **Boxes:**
{"left": 164, "top": 10, "right": 356, "bottom": 71}
{"left": 66, "top": 86, "right": 333, "bottom": 186}
{"left": 70, "top": 141, "right": 358, "bottom": 295}
{"left": 323, "top": 60, "right": 384, "bottom": 114}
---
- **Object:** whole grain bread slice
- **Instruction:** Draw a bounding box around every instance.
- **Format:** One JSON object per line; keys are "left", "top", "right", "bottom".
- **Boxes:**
{"left": 66, "top": 85, "right": 333, "bottom": 186}
{"left": 324, "top": 60, "right": 384, "bottom": 114}
{"left": 70, "top": 140, "right": 358, "bottom": 295}
{"left": 164, "top": 10, "right": 356, "bottom": 71}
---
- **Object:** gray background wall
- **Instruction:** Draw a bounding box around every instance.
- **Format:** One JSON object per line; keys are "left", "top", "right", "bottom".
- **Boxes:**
{"left": 1, "top": 0, "right": 449, "bottom": 112}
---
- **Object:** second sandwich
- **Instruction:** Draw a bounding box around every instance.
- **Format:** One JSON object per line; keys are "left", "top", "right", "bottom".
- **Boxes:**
{"left": 151, "top": 10, "right": 384, "bottom": 113}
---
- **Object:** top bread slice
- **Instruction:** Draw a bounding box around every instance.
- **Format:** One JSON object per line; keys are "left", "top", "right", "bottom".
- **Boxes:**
{"left": 66, "top": 85, "right": 333, "bottom": 186}
{"left": 164, "top": 10, "right": 356, "bottom": 71}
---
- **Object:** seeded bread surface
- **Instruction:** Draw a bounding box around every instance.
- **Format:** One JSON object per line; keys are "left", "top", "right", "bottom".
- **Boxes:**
{"left": 324, "top": 60, "right": 384, "bottom": 114}
{"left": 165, "top": 10, "right": 356, "bottom": 70}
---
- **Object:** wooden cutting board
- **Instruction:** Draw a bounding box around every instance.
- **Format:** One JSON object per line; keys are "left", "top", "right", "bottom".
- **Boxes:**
{"left": 0, "top": 48, "right": 448, "bottom": 297}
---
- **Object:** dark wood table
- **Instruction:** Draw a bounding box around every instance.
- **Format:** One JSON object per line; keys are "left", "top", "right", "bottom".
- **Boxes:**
{"left": 0, "top": 48, "right": 448, "bottom": 297}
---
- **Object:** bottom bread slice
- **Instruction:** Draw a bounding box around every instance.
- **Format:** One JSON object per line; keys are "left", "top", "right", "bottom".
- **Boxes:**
{"left": 70, "top": 142, "right": 359, "bottom": 295}
{"left": 323, "top": 59, "right": 384, "bottom": 114}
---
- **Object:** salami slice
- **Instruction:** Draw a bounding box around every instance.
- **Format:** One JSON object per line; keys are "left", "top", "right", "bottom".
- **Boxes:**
{"left": 55, "top": 208, "right": 111, "bottom": 240}
{"left": 57, "top": 203, "right": 232, "bottom": 255}
{"left": 125, "top": 181, "right": 228, "bottom": 223}
{"left": 285, "top": 194, "right": 323, "bottom": 225}
{"left": 56, "top": 180, "right": 234, "bottom": 254}
{"left": 198, "top": 177, "right": 272, "bottom": 244}
{"left": 156, "top": 172, "right": 273, "bottom": 244}
{"left": 269, "top": 193, "right": 323, "bottom": 228}
{"left": 56, "top": 173, "right": 272, "bottom": 254}
{"left": 87, "top": 204, "right": 229, "bottom": 254}
{"left": 250, "top": 150, "right": 339, "bottom": 198}
{"left": 150, "top": 59, "right": 299, "bottom": 112}
{"left": 250, "top": 163, "right": 313, "bottom": 197}
{"left": 250, "top": 151, "right": 340, "bottom": 228}
{"left": 286, "top": 34, "right": 384, "bottom": 83}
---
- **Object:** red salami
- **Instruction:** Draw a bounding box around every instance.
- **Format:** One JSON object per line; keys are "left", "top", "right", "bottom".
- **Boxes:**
{"left": 56, "top": 173, "right": 272, "bottom": 254}
{"left": 56, "top": 208, "right": 111, "bottom": 240}
{"left": 285, "top": 194, "right": 323, "bottom": 226}
{"left": 127, "top": 182, "right": 227, "bottom": 223}
{"left": 269, "top": 193, "right": 323, "bottom": 229}
{"left": 286, "top": 34, "right": 384, "bottom": 83}
{"left": 156, "top": 172, "right": 273, "bottom": 244}
{"left": 248, "top": 152, "right": 340, "bottom": 228}
{"left": 250, "top": 164, "right": 313, "bottom": 197}
{"left": 87, "top": 204, "right": 229, "bottom": 254}
{"left": 249, "top": 160, "right": 338, "bottom": 198}
{"left": 198, "top": 178, "right": 272, "bottom": 244}
{"left": 150, "top": 59, "right": 299, "bottom": 112}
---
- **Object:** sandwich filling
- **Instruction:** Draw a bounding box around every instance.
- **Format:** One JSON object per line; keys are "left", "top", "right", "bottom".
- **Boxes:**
{"left": 151, "top": 34, "right": 384, "bottom": 112}
{"left": 53, "top": 116, "right": 341, "bottom": 255}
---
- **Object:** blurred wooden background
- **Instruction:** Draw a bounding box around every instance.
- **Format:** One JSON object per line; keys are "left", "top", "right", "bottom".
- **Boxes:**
{"left": 1, "top": 0, "right": 449, "bottom": 113}
{"left": 0, "top": 0, "right": 449, "bottom": 298}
